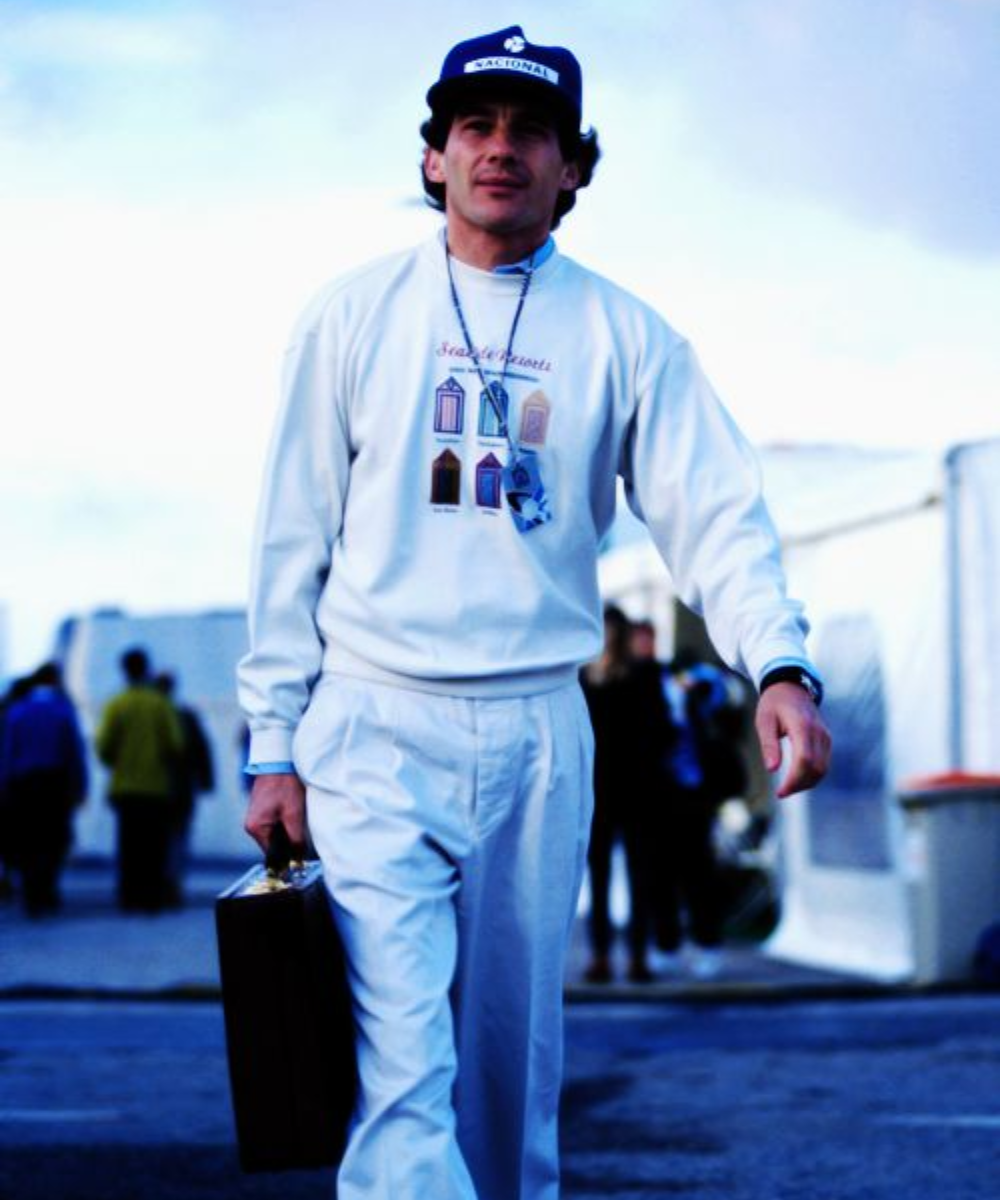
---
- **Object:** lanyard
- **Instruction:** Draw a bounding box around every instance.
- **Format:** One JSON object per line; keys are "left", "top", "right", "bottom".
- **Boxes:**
{"left": 444, "top": 241, "right": 535, "bottom": 461}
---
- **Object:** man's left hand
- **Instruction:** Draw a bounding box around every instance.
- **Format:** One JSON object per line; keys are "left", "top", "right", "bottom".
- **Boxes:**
{"left": 755, "top": 682, "right": 832, "bottom": 798}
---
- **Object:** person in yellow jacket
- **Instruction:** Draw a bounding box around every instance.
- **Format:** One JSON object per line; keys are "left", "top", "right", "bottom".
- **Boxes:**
{"left": 96, "top": 646, "right": 183, "bottom": 912}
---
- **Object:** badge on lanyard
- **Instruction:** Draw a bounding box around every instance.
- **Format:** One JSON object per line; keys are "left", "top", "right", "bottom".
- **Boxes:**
{"left": 502, "top": 453, "right": 553, "bottom": 532}
{"left": 445, "top": 242, "right": 555, "bottom": 535}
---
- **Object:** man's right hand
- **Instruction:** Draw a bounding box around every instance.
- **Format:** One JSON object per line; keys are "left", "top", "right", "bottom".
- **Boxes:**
{"left": 244, "top": 773, "right": 308, "bottom": 855}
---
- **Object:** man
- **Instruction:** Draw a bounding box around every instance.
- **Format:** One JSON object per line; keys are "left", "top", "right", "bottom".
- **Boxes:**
{"left": 97, "top": 647, "right": 183, "bottom": 912}
{"left": 580, "top": 606, "right": 670, "bottom": 985}
{"left": 239, "top": 26, "right": 830, "bottom": 1200}
{"left": 0, "top": 663, "right": 88, "bottom": 915}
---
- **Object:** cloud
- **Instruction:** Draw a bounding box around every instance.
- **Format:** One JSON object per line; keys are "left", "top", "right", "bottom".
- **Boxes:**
{"left": 2, "top": 6, "right": 210, "bottom": 68}
{"left": 653, "top": 0, "right": 1000, "bottom": 257}
{"left": 0, "top": 2, "right": 218, "bottom": 167}
{"left": 0, "top": 0, "right": 426, "bottom": 200}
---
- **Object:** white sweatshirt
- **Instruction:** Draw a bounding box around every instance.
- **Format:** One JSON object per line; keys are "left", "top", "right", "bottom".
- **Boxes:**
{"left": 238, "top": 232, "right": 810, "bottom": 763}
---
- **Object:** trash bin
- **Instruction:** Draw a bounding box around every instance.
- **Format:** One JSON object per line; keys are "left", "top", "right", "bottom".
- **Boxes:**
{"left": 899, "top": 773, "right": 1000, "bottom": 984}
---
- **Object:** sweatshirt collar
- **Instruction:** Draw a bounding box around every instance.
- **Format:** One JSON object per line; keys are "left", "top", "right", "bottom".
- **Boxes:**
{"left": 493, "top": 236, "right": 555, "bottom": 274}
{"left": 436, "top": 227, "right": 556, "bottom": 277}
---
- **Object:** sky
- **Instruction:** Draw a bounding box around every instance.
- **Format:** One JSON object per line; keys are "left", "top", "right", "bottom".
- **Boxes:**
{"left": 1, "top": 0, "right": 999, "bottom": 675}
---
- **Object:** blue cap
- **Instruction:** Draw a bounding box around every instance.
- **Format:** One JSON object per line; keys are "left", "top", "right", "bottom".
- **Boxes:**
{"left": 427, "top": 26, "right": 582, "bottom": 129}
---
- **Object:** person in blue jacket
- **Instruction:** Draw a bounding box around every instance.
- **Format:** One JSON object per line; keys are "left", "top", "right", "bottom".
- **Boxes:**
{"left": 0, "top": 662, "right": 88, "bottom": 915}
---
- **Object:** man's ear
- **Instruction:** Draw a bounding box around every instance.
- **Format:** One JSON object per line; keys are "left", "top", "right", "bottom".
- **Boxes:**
{"left": 559, "top": 160, "right": 581, "bottom": 193}
{"left": 424, "top": 145, "right": 446, "bottom": 184}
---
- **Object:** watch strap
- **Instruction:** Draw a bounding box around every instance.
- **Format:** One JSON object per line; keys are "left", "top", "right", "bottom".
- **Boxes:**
{"left": 759, "top": 665, "right": 823, "bottom": 706}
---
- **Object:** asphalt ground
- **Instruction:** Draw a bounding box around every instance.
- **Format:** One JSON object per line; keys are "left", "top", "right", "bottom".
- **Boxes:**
{"left": 1, "top": 995, "right": 999, "bottom": 1199}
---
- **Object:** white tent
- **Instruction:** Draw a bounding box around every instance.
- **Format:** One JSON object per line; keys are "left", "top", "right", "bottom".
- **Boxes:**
{"left": 600, "top": 439, "right": 1000, "bottom": 981}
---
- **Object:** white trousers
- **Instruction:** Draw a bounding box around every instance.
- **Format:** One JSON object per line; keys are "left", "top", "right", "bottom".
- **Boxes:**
{"left": 294, "top": 674, "right": 595, "bottom": 1200}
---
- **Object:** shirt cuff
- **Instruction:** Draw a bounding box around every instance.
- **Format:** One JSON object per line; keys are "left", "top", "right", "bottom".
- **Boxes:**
{"left": 247, "top": 725, "right": 295, "bottom": 765}
{"left": 245, "top": 760, "right": 297, "bottom": 776}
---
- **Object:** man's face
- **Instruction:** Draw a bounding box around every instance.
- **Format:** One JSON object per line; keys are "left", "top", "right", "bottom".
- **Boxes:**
{"left": 424, "top": 97, "right": 581, "bottom": 253}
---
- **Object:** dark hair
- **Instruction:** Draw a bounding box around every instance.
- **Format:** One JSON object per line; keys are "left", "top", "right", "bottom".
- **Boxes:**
{"left": 32, "top": 661, "right": 63, "bottom": 689}
{"left": 603, "top": 603, "right": 630, "bottom": 629}
{"left": 602, "top": 603, "right": 633, "bottom": 666}
{"left": 121, "top": 646, "right": 150, "bottom": 683}
{"left": 419, "top": 102, "right": 601, "bottom": 231}
{"left": 153, "top": 671, "right": 176, "bottom": 697}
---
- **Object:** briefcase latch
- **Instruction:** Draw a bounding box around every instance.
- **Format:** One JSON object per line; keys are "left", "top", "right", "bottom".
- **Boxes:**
{"left": 243, "top": 860, "right": 306, "bottom": 895}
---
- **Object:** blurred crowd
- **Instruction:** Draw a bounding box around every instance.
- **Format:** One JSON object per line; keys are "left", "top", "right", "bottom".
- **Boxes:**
{"left": 0, "top": 646, "right": 213, "bottom": 917}
{"left": 2, "top": 619, "right": 762, "bottom": 973}
{"left": 581, "top": 606, "right": 756, "bottom": 982}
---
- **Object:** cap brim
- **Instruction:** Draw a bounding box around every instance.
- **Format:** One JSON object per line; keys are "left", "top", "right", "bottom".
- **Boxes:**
{"left": 426, "top": 74, "right": 579, "bottom": 129}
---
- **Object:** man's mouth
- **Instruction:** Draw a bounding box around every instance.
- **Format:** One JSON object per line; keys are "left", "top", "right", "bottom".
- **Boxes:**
{"left": 476, "top": 176, "right": 527, "bottom": 191}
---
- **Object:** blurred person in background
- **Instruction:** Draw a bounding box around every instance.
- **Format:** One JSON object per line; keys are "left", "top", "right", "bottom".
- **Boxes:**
{"left": 629, "top": 617, "right": 658, "bottom": 663}
{"left": 652, "top": 650, "right": 750, "bottom": 978}
{"left": 0, "top": 662, "right": 88, "bottom": 916}
{"left": 97, "top": 647, "right": 182, "bottom": 913}
{"left": 581, "top": 605, "right": 673, "bottom": 983}
{"left": 0, "top": 674, "right": 34, "bottom": 900}
{"left": 154, "top": 671, "right": 215, "bottom": 908}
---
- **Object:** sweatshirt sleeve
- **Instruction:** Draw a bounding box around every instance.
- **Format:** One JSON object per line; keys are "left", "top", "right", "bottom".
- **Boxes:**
{"left": 236, "top": 311, "right": 351, "bottom": 764}
{"left": 620, "top": 336, "right": 811, "bottom": 687}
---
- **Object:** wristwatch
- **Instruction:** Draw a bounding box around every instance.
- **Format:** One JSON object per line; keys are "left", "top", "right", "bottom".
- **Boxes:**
{"left": 759, "top": 666, "right": 824, "bottom": 707}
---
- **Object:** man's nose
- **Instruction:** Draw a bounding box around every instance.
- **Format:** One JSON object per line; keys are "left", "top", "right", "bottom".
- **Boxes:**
{"left": 484, "top": 124, "right": 517, "bottom": 157}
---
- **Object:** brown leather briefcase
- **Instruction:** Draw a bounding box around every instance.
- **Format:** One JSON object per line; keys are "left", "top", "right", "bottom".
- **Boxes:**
{"left": 215, "top": 845, "right": 357, "bottom": 1172}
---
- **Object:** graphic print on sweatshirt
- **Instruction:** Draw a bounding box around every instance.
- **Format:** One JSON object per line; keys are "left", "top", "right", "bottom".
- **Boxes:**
{"left": 478, "top": 382, "right": 509, "bottom": 439}
{"left": 475, "top": 453, "right": 504, "bottom": 508}
{"left": 518, "top": 390, "right": 551, "bottom": 447}
{"left": 434, "top": 377, "right": 465, "bottom": 436}
{"left": 430, "top": 449, "right": 462, "bottom": 506}
{"left": 429, "top": 343, "right": 553, "bottom": 515}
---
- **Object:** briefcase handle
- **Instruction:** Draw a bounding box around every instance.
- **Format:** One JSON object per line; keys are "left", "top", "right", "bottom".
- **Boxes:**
{"left": 265, "top": 823, "right": 307, "bottom": 878}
